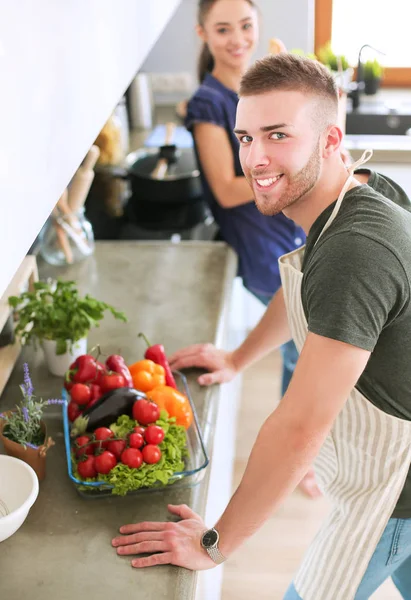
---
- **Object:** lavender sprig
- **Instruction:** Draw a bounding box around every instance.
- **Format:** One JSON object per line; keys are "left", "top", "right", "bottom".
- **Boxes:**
{"left": 23, "top": 362, "right": 33, "bottom": 398}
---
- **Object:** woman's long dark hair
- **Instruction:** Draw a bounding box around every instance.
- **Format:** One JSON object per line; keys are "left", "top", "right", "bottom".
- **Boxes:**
{"left": 197, "top": 0, "right": 257, "bottom": 82}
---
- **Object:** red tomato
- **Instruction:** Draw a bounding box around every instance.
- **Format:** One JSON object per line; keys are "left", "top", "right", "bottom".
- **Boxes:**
{"left": 144, "top": 425, "right": 165, "bottom": 445}
{"left": 77, "top": 455, "right": 97, "bottom": 478}
{"left": 129, "top": 432, "right": 144, "bottom": 449}
{"left": 70, "top": 383, "right": 92, "bottom": 407}
{"left": 107, "top": 439, "right": 127, "bottom": 459}
{"left": 95, "top": 361, "right": 106, "bottom": 385}
{"left": 94, "top": 451, "right": 117, "bottom": 474}
{"left": 132, "top": 399, "right": 160, "bottom": 425}
{"left": 100, "top": 373, "right": 126, "bottom": 393}
{"left": 121, "top": 448, "right": 143, "bottom": 469}
{"left": 133, "top": 426, "right": 146, "bottom": 436}
{"left": 142, "top": 444, "right": 162, "bottom": 465}
{"left": 93, "top": 427, "right": 114, "bottom": 449}
{"left": 74, "top": 435, "right": 94, "bottom": 457}
{"left": 67, "top": 401, "right": 82, "bottom": 422}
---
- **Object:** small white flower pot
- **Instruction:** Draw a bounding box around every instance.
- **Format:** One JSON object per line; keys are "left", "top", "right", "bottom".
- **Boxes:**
{"left": 41, "top": 338, "right": 87, "bottom": 377}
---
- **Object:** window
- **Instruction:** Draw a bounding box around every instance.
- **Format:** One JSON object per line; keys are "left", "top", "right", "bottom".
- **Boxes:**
{"left": 315, "top": 0, "right": 411, "bottom": 87}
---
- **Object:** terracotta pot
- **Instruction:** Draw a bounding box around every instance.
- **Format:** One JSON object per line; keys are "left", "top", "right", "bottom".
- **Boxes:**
{"left": 0, "top": 416, "right": 53, "bottom": 481}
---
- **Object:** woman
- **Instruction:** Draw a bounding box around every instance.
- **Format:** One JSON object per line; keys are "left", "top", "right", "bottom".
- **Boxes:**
{"left": 185, "top": 0, "right": 306, "bottom": 397}
{"left": 185, "top": 5, "right": 305, "bottom": 405}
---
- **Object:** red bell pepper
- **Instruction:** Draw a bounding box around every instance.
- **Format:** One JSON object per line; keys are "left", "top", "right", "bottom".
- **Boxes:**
{"left": 105, "top": 355, "right": 133, "bottom": 387}
{"left": 138, "top": 333, "right": 177, "bottom": 389}
{"left": 86, "top": 384, "right": 102, "bottom": 409}
{"left": 72, "top": 354, "right": 98, "bottom": 384}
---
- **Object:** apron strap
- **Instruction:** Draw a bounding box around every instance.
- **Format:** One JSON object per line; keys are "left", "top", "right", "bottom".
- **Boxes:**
{"left": 314, "top": 149, "right": 373, "bottom": 246}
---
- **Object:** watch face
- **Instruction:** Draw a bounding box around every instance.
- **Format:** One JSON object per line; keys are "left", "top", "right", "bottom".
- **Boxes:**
{"left": 202, "top": 529, "right": 218, "bottom": 548}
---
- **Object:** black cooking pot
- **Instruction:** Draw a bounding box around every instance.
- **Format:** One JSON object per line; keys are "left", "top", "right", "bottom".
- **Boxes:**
{"left": 109, "top": 144, "right": 203, "bottom": 204}
{"left": 128, "top": 145, "right": 202, "bottom": 203}
{"left": 108, "top": 142, "right": 209, "bottom": 230}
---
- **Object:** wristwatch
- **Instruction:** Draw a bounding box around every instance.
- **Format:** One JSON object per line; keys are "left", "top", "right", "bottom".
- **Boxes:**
{"left": 200, "top": 528, "right": 226, "bottom": 565}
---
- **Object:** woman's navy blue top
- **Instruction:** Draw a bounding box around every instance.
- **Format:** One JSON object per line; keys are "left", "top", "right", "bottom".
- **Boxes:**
{"left": 185, "top": 73, "right": 306, "bottom": 297}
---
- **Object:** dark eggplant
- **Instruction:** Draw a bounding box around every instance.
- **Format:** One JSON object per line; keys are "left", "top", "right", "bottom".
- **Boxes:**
{"left": 70, "top": 387, "right": 146, "bottom": 437}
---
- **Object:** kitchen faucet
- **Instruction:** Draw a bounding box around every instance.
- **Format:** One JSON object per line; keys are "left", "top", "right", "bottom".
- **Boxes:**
{"left": 348, "top": 44, "right": 386, "bottom": 110}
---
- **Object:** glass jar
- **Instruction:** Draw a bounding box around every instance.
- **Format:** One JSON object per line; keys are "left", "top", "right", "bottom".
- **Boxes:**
{"left": 39, "top": 208, "right": 95, "bottom": 266}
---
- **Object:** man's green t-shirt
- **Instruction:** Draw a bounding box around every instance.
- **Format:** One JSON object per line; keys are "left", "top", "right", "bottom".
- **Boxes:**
{"left": 301, "top": 170, "right": 411, "bottom": 517}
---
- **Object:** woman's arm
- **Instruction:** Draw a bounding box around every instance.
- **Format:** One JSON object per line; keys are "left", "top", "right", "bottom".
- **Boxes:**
{"left": 194, "top": 122, "right": 254, "bottom": 208}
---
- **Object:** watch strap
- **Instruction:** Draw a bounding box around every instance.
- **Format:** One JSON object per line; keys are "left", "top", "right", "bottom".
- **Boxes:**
{"left": 206, "top": 545, "right": 226, "bottom": 565}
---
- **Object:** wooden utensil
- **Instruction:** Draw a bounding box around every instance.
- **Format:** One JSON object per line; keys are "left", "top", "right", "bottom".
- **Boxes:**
{"left": 68, "top": 145, "right": 100, "bottom": 213}
{"left": 53, "top": 189, "right": 73, "bottom": 264}
{"left": 150, "top": 122, "right": 176, "bottom": 180}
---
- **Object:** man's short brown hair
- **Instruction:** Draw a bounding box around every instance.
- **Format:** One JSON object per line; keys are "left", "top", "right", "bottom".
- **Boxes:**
{"left": 239, "top": 53, "right": 339, "bottom": 131}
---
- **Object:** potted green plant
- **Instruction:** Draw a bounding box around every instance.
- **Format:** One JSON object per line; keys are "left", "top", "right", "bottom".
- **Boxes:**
{"left": 0, "top": 363, "right": 63, "bottom": 480}
{"left": 363, "top": 58, "right": 384, "bottom": 95}
{"left": 290, "top": 48, "right": 318, "bottom": 61}
{"left": 8, "top": 279, "right": 127, "bottom": 376}
{"left": 316, "top": 42, "right": 353, "bottom": 91}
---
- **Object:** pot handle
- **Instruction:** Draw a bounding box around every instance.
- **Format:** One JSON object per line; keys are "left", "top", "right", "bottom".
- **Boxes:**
{"left": 151, "top": 122, "right": 176, "bottom": 180}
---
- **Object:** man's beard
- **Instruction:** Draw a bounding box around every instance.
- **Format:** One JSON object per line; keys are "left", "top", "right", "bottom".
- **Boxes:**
{"left": 253, "top": 140, "right": 321, "bottom": 217}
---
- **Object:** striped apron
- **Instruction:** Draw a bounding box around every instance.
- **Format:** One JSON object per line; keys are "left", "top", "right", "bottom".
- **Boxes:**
{"left": 278, "top": 151, "right": 411, "bottom": 600}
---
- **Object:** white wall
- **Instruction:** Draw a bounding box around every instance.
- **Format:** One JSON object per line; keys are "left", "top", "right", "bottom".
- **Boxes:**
{"left": 142, "top": 0, "right": 314, "bottom": 95}
{"left": 0, "top": 0, "right": 180, "bottom": 299}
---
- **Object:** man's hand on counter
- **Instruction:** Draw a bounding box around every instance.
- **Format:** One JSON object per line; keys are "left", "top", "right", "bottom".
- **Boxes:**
{"left": 111, "top": 503, "right": 216, "bottom": 570}
{"left": 168, "top": 343, "right": 239, "bottom": 386}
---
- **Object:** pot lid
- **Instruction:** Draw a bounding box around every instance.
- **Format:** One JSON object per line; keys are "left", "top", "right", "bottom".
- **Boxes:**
{"left": 126, "top": 147, "right": 200, "bottom": 181}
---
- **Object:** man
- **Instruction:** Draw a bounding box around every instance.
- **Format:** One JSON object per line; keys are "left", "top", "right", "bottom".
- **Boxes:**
{"left": 111, "top": 55, "right": 411, "bottom": 599}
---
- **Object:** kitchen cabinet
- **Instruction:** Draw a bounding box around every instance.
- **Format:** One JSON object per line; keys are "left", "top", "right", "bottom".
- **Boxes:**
{"left": 0, "top": 0, "right": 181, "bottom": 299}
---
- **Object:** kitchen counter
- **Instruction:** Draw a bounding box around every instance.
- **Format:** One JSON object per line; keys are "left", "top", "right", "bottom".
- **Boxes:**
{"left": 345, "top": 134, "right": 411, "bottom": 163}
{"left": 0, "top": 241, "right": 237, "bottom": 600}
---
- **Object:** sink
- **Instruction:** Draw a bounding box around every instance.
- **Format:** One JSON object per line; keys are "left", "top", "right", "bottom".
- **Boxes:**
{"left": 346, "top": 101, "right": 411, "bottom": 136}
{"left": 346, "top": 112, "right": 411, "bottom": 135}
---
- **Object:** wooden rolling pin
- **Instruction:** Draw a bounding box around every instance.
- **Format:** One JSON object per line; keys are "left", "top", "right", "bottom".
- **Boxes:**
{"left": 151, "top": 122, "right": 176, "bottom": 180}
{"left": 53, "top": 189, "right": 73, "bottom": 264}
{"left": 68, "top": 145, "right": 100, "bottom": 212}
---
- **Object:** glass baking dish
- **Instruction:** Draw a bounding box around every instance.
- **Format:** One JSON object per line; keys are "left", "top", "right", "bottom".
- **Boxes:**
{"left": 62, "top": 371, "right": 209, "bottom": 498}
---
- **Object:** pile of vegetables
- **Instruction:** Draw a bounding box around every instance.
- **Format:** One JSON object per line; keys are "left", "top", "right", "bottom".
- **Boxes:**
{"left": 64, "top": 335, "right": 194, "bottom": 495}
{"left": 72, "top": 411, "right": 187, "bottom": 496}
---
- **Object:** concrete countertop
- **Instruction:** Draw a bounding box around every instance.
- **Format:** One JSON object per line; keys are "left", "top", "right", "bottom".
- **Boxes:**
{"left": 0, "top": 241, "right": 237, "bottom": 600}
{"left": 345, "top": 134, "right": 411, "bottom": 163}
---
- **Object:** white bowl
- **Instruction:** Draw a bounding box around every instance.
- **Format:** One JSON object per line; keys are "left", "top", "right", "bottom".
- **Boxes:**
{"left": 0, "top": 455, "right": 39, "bottom": 542}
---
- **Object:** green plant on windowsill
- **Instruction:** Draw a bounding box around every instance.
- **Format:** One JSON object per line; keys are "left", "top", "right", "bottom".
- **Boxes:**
{"left": 290, "top": 48, "right": 318, "bottom": 61}
{"left": 316, "top": 41, "right": 350, "bottom": 72}
{"left": 363, "top": 58, "right": 384, "bottom": 80}
{"left": 362, "top": 58, "right": 384, "bottom": 95}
